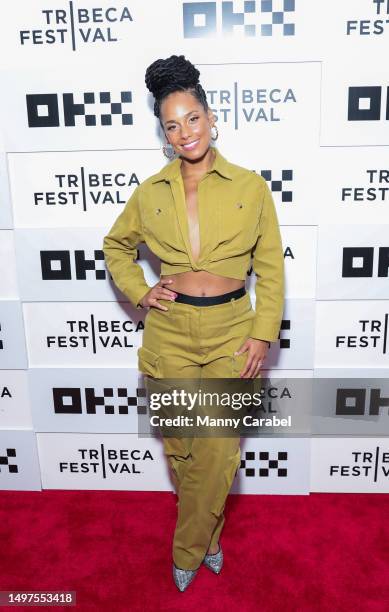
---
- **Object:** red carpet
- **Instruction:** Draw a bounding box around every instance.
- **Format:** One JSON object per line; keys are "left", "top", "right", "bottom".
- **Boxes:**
{"left": 1, "top": 490, "right": 388, "bottom": 611}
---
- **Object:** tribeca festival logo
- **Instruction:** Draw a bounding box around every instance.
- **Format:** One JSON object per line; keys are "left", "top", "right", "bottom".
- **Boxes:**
{"left": 33, "top": 168, "right": 140, "bottom": 210}
{"left": 205, "top": 85, "right": 296, "bottom": 129}
{"left": 346, "top": 0, "right": 389, "bottom": 36}
{"left": 0, "top": 448, "right": 18, "bottom": 474}
{"left": 329, "top": 446, "right": 389, "bottom": 482}
{"left": 43, "top": 313, "right": 143, "bottom": 353}
{"left": 240, "top": 450, "right": 288, "bottom": 477}
{"left": 59, "top": 444, "right": 154, "bottom": 477}
{"left": 53, "top": 385, "right": 148, "bottom": 415}
{"left": 183, "top": 0, "right": 295, "bottom": 38}
{"left": 348, "top": 86, "right": 389, "bottom": 121}
{"left": 26, "top": 91, "right": 133, "bottom": 128}
{"left": 341, "top": 169, "right": 389, "bottom": 204}
{"left": 19, "top": 3, "right": 134, "bottom": 51}
{"left": 342, "top": 246, "right": 389, "bottom": 278}
{"left": 335, "top": 314, "right": 389, "bottom": 355}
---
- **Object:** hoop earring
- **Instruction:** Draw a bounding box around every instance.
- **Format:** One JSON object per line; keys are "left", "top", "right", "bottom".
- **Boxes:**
{"left": 162, "top": 142, "right": 176, "bottom": 160}
{"left": 210, "top": 125, "right": 219, "bottom": 141}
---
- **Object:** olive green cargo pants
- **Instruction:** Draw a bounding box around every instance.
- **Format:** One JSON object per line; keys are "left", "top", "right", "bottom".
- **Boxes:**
{"left": 137, "top": 291, "right": 256, "bottom": 570}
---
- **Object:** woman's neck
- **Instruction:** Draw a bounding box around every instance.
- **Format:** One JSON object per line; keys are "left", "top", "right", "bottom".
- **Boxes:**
{"left": 180, "top": 146, "right": 216, "bottom": 181}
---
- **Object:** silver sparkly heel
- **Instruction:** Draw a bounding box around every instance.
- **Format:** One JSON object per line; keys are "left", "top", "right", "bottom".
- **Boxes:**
{"left": 203, "top": 544, "right": 223, "bottom": 574}
{"left": 172, "top": 563, "right": 198, "bottom": 592}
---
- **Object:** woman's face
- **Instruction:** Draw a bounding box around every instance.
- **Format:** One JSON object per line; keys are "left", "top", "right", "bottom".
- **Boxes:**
{"left": 160, "top": 90, "right": 215, "bottom": 160}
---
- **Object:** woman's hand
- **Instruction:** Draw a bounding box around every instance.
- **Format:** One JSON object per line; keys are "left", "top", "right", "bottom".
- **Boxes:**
{"left": 234, "top": 338, "right": 270, "bottom": 378}
{"left": 140, "top": 279, "right": 177, "bottom": 311}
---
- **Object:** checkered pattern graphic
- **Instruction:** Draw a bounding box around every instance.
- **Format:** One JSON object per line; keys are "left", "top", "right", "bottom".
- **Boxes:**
{"left": 261, "top": 169, "right": 293, "bottom": 203}
{"left": 240, "top": 450, "right": 288, "bottom": 477}
{"left": 66, "top": 91, "right": 133, "bottom": 126}
{"left": 259, "top": 0, "right": 295, "bottom": 36}
{"left": 78, "top": 250, "right": 105, "bottom": 280}
{"left": 89, "top": 387, "right": 148, "bottom": 415}
{"left": 0, "top": 448, "right": 18, "bottom": 473}
{"left": 279, "top": 319, "right": 290, "bottom": 349}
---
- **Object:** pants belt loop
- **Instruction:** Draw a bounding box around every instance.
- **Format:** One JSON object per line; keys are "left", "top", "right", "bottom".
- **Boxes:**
{"left": 230, "top": 295, "right": 236, "bottom": 317}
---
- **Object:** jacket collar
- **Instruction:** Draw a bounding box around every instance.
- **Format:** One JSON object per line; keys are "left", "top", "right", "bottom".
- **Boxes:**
{"left": 151, "top": 146, "right": 233, "bottom": 183}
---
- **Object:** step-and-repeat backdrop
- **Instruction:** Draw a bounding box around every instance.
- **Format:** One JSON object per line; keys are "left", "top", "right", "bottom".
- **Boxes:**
{"left": 1, "top": 1, "right": 388, "bottom": 493}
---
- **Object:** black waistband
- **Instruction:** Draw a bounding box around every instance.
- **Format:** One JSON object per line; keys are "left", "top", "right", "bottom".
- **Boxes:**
{"left": 174, "top": 286, "right": 246, "bottom": 306}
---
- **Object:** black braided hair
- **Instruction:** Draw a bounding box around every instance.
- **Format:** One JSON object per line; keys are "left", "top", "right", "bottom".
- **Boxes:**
{"left": 145, "top": 54, "right": 208, "bottom": 124}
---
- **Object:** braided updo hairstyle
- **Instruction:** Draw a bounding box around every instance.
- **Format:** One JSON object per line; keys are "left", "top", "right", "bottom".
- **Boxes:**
{"left": 145, "top": 54, "right": 209, "bottom": 125}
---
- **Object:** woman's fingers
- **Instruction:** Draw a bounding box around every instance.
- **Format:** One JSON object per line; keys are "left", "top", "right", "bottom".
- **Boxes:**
{"left": 157, "top": 279, "right": 177, "bottom": 300}
{"left": 146, "top": 280, "right": 177, "bottom": 311}
{"left": 244, "top": 360, "right": 258, "bottom": 379}
{"left": 148, "top": 297, "right": 168, "bottom": 311}
{"left": 242, "top": 355, "right": 264, "bottom": 378}
{"left": 160, "top": 287, "right": 177, "bottom": 300}
{"left": 253, "top": 361, "right": 262, "bottom": 377}
{"left": 159, "top": 278, "right": 173, "bottom": 286}
{"left": 240, "top": 357, "right": 250, "bottom": 378}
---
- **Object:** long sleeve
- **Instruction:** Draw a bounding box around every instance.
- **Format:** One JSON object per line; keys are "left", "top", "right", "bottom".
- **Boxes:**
{"left": 103, "top": 185, "right": 151, "bottom": 309}
{"left": 250, "top": 178, "right": 285, "bottom": 342}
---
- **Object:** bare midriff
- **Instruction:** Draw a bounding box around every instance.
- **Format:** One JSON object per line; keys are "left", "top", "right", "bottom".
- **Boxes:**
{"left": 160, "top": 270, "right": 245, "bottom": 297}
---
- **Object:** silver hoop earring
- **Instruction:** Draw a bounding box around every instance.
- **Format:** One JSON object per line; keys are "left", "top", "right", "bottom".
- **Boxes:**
{"left": 162, "top": 142, "right": 176, "bottom": 159}
{"left": 210, "top": 125, "right": 219, "bottom": 141}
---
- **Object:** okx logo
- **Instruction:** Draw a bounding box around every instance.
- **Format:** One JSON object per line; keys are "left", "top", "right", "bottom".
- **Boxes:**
{"left": 26, "top": 91, "right": 133, "bottom": 127}
{"left": 342, "top": 246, "right": 389, "bottom": 277}
{"left": 53, "top": 386, "right": 148, "bottom": 415}
{"left": 41, "top": 249, "right": 106, "bottom": 280}
{"left": 183, "top": 0, "right": 295, "bottom": 38}
{"left": 348, "top": 86, "right": 389, "bottom": 121}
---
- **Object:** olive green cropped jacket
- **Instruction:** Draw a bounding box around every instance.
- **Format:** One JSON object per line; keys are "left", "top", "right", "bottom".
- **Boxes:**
{"left": 103, "top": 146, "right": 285, "bottom": 343}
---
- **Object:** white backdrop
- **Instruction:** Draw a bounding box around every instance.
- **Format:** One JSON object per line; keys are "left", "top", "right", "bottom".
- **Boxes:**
{"left": 1, "top": 0, "right": 388, "bottom": 493}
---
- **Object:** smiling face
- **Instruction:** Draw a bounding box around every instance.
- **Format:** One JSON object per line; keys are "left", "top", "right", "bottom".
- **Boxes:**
{"left": 160, "top": 90, "right": 215, "bottom": 160}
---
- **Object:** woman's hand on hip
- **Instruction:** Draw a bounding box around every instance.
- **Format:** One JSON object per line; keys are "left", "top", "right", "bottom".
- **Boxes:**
{"left": 235, "top": 338, "right": 270, "bottom": 378}
{"left": 140, "top": 279, "right": 177, "bottom": 311}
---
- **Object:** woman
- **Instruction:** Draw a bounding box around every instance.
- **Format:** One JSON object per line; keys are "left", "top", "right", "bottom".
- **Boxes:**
{"left": 103, "top": 55, "right": 284, "bottom": 592}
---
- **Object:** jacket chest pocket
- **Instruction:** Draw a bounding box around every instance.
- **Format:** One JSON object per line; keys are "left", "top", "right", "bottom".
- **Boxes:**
{"left": 142, "top": 202, "right": 180, "bottom": 247}
{"left": 218, "top": 200, "right": 258, "bottom": 247}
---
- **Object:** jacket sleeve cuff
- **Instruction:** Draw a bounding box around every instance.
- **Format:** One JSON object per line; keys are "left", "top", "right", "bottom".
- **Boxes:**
{"left": 249, "top": 317, "right": 281, "bottom": 343}
{"left": 129, "top": 283, "right": 151, "bottom": 310}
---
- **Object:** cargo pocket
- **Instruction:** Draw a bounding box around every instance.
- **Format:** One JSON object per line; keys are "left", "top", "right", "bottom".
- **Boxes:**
{"left": 137, "top": 346, "right": 161, "bottom": 378}
{"left": 211, "top": 446, "right": 241, "bottom": 518}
